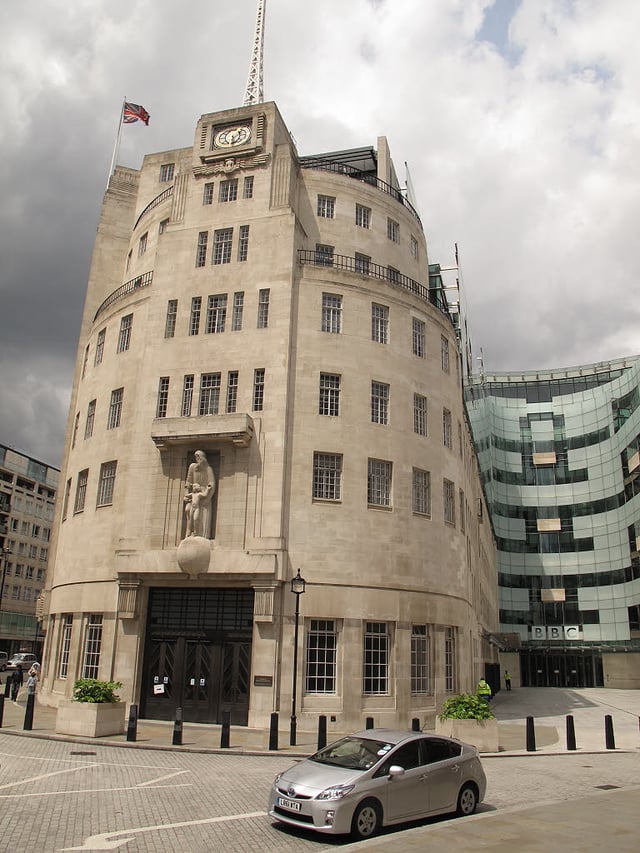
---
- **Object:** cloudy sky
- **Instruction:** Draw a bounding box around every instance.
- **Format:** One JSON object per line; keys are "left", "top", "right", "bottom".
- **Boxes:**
{"left": 2, "top": 0, "right": 640, "bottom": 468}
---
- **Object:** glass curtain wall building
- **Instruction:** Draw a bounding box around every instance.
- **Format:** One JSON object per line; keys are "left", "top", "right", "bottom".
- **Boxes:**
{"left": 466, "top": 358, "right": 640, "bottom": 688}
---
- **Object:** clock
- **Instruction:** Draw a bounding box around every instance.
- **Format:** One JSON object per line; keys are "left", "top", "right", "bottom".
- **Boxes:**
{"left": 213, "top": 125, "right": 252, "bottom": 148}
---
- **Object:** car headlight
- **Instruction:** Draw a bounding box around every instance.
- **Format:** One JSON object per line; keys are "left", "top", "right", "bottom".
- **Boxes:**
{"left": 273, "top": 773, "right": 282, "bottom": 786}
{"left": 316, "top": 784, "right": 355, "bottom": 801}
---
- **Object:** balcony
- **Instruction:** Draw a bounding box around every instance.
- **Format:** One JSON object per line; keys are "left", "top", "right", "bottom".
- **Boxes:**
{"left": 151, "top": 412, "right": 255, "bottom": 450}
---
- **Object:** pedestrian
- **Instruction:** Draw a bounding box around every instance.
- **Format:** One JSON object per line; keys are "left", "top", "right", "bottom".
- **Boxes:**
{"left": 504, "top": 669, "right": 512, "bottom": 691}
{"left": 10, "top": 665, "right": 23, "bottom": 701}
{"left": 27, "top": 671, "right": 37, "bottom": 696}
{"left": 476, "top": 677, "right": 492, "bottom": 703}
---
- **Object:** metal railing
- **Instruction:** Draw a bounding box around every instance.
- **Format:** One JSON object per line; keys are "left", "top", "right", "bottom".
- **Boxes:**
{"left": 93, "top": 271, "right": 153, "bottom": 321}
{"left": 298, "top": 159, "right": 421, "bottom": 224}
{"left": 133, "top": 186, "right": 174, "bottom": 231}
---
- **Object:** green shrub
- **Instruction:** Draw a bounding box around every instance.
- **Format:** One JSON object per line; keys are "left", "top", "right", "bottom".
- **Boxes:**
{"left": 73, "top": 678, "right": 123, "bottom": 704}
{"left": 439, "top": 693, "right": 495, "bottom": 720}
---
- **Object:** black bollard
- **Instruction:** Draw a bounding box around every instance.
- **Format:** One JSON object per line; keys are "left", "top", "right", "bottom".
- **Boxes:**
{"left": 23, "top": 693, "right": 35, "bottom": 731}
{"left": 365, "top": 717, "right": 374, "bottom": 730}
{"left": 317, "top": 715, "right": 327, "bottom": 751}
{"left": 411, "top": 717, "right": 420, "bottom": 732}
{"left": 172, "top": 706, "right": 183, "bottom": 746}
{"left": 126, "top": 704, "right": 138, "bottom": 742}
{"left": 220, "top": 710, "right": 230, "bottom": 748}
{"left": 566, "top": 714, "right": 576, "bottom": 750}
{"left": 0, "top": 694, "right": 4, "bottom": 727}
{"left": 269, "top": 712, "right": 279, "bottom": 751}
{"left": 604, "top": 714, "right": 616, "bottom": 749}
{"left": 526, "top": 715, "right": 536, "bottom": 752}
{"left": 3, "top": 678, "right": 10, "bottom": 698}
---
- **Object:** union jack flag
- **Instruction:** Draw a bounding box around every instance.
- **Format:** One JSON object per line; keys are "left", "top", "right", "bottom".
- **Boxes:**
{"left": 123, "top": 102, "right": 150, "bottom": 125}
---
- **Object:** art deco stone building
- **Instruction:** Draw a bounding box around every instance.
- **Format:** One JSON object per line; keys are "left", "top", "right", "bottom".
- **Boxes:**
{"left": 40, "top": 101, "right": 498, "bottom": 731}
{"left": 466, "top": 359, "right": 640, "bottom": 688}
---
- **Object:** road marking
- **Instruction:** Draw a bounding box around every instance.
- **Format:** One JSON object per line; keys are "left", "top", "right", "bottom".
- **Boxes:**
{"left": 0, "top": 783, "right": 192, "bottom": 799}
{"left": 0, "top": 764, "right": 99, "bottom": 790}
{"left": 136, "top": 770, "right": 189, "bottom": 786}
{"left": 61, "top": 810, "right": 266, "bottom": 851}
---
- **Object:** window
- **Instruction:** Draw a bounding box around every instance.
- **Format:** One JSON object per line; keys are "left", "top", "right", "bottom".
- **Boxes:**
{"left": 14, "top": 564, "right": 22, "bottom": 577}
{"left": 24, "top": 588, "right": 32, "bottom": 602}
{"left": 322, "top": 293, "right": 342, "bottom": 333}
{"left": 238, "top": 224, "right": 249, "bottom": 262}
{"left": 206, "top": 294, "right": 227, "bottom": 334}
{"left": 138, "top": 232, "right": 148, "bottom": 257}
{"left": 253, "top": 368, "right": 265, "bottom": 411}
{"left": 196, "top": 231, "right": 209, "bottom": 267}
{"left": 414, "top": 394, "right": 428, "bottom": 436}
{"left": 72, "top": 412, "right": 80, "bottom": 448}
{"left": 74, "top": 469, "right": 88, "bottom": 514}
{"left": 62, "top": 479, "right": 71, "bottom": 521}
{"left": 94, "top": 328, "right": 106, "bottom": 365}
{"left": 156, "top": 377, "right": 170, "bottom": 418}
{"left": 232, "top": 291, "right": 244, "bottom": 330}
{"left": 181, "top": 375, "right": 194, "bottom": 417}
{"left": 81, "top": 344, "right": 89, "bottom": 378}
{"left": 58, "top": 615, "right": 73, "bottom": 679}
{"left": 368, "top": 458, "right": 392, "bottom": 507}
{"left": 164, "top": 299, "right": 178, "bottom": 338}
{"left": 412, "top": 318, "right": 425, "bottom": 357}
{"left": 387, "top": 218, "right": 400, "bottom": 243}
{"left": 226, "top": 371, "right": 239, "bottom": 413}
{"left": 317, "top": 195, "right": 335, "bottom": 218}
{"left": 444, "top": 627, "right": 456, "bottom": 692}
{"left": 371, "top": 381, "right": 389, "bottom": 425}
{"left": 159, "top": 218, "right": 169, "bottom": 235}
{"left": 82, "top": 615, "right": 103, "bottom": 679}
{"left": 25, "top": 565, "right": 34, "bottom": 579}
{"left": 443, "top": 478, "right": 455, "bottom": 525}
{"left": 441, "top": 335, "right": 450, "bottom": 373}
{"left": 257, "top": 288, "right": 270, "bottom": 328}
{"left": 199, "top": 373, "right": 221, "bottom": 416}
{"left": 412, "top": 469, "right": 431, "bottom": 516}
{"left": 387, "top": 266, "right": 400, "bottom": 284}
{"left": 219, "top": 178, "right": 238, "bottom": 202}
{"left": 371, "top": 303, "right": 389, "bottom": 344}
{"left": 411, "top": 625, "right": 430, "bottom": 694}
{"left": 355, "top": 204, "right": 371, "bottom": 228}
{"left": 243, "top": 176, "right": 254, "bottom": 199}
{"left": 189, "top": 297, "right": 202, "bottom": 335}
{"left": 159, "top": 163, "right": 175, "bottom": 182}
{"left": 96, "top": 460, "right": 117, "bottom": 507}
{"left": 410, "top": 235, "right": 419, "bottom": 260}
{"left": 319, "top": 373, "right": 340, "bottom": 417}
{"left": 107, "top": 388, "right": 124, "bottom": 429}
{"left": 459, "top": 489, "right": 466, "bottom": 533}
{"left": 213, "top": 228, "right": 233, "bottom": 264}
{"left": 443, "top": 408, "right": 452, "bottom": 448}
{"left": 84, "top": 399, "right": 96, "bottom": 439}
{"left": 355, "top": 253, "right": 370, "bottom": 275}
{"left": 117, "top": 314, "right": 133, "bottom": 353}
{"left": 363, "top": 622, "right": 389, "bottom": 694}
{"left": 306, "top": 620, "right": 337, "bottom": 693}
{"left": 11, "top": 586, "right": 20, "bottom": 600}
{"left": 203, "top": 182, "right": 214, "bottom": 205}
{"left": 313, "top": 453, "right": 342, "bottom": 501}
{"left": 126, "top": 250, "right": 132, "bottom": 271}
{"left": 315, "top": 243, "right": 334, "bottom": 266}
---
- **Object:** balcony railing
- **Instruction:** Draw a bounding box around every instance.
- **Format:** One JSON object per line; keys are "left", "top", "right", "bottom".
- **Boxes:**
{"left": 298, "top": 159, "right": 421, "bottom": 224}
{"left": 94, "top": 271, "right": 153, "bottom": 322}
{"left": 298, "top": 250, "right": 451, "bottom": 318}
{"left": 133, "top": 186, "right": 174, "bottom": 231}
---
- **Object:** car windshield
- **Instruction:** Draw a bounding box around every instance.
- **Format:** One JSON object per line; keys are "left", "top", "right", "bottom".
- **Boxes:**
{"left": 310, "top": 737, "right": 394, "bottom": 771}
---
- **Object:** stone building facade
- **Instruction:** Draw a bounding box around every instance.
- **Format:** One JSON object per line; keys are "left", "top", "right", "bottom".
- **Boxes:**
{"left": 40, "top": 101, "right": 498, "bottom": 732}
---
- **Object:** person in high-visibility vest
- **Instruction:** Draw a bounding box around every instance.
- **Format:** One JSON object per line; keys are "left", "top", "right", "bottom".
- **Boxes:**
{"left": 476, "top": 678, "right": 492, "bottom": 703}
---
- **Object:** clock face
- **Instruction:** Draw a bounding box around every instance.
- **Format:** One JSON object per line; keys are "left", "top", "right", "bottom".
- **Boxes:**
{"left": 214, "top": 125, "right": 252, "bottom": 148}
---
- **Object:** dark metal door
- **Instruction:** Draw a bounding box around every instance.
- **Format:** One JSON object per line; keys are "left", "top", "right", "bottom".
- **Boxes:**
{"left": 220, "top": 642, "right": 251, "bottom": 725}
{"left": 182, "top": 641, "right": 219, "bottom": 723}
{"left": 141, "top": 638, "right": 178, "bottom": 721}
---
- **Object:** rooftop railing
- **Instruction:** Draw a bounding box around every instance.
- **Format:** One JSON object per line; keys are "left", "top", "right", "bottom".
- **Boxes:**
{"left": 93, "top": 271, "right": 153, "bottom": 322}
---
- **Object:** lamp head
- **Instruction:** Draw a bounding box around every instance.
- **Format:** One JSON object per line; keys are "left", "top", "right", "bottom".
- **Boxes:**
{"left": 290, "top": 568, "right": 306, "bottom": 596}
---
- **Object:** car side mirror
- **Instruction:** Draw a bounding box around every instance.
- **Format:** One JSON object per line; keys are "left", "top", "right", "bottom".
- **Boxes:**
{"left": 388, "top": 765, "right": 405, "bottom": 778}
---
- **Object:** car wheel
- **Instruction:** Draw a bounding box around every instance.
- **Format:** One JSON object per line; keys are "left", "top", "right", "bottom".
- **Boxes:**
{"left": 456, "top": 783, "right": 478, "bottom": 816}
{"left": 350, "top": 799, "right": 381, "bottom": 840}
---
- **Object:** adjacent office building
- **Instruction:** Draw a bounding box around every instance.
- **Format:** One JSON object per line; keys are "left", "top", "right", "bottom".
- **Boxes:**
{"left": 0, "top": 444, "right": 58, "bottom": 658}
{"left": 466, "top": 359, "right": 640, "bottom": 688}
{"left": 39, "top": 100, "right": 499, "bottom": 731}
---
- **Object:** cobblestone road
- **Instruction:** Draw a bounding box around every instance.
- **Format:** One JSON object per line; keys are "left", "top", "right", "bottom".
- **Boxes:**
{"left": 0, "top": 734, "right": 638, "bottom": 852}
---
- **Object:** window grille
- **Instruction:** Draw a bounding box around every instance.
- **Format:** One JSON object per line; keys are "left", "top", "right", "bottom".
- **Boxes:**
{"left": 371, "top": 303, "right": 389, "bottom": 344}
{"left": 319, "top": 373, "right": 340, "bottom": 416}
{"left": 232, "top": 292, "right": 244, "bottom": 330}
{"left": 443, "top": 478, "right": 455, "bottom": 524}
{"left": 315, "top": 243, "right": 334, "bottom": 266}
{"left": 94, "top": 328, "right": 106, "bottom": 365}
{"left": 443, "top": 408, "right": 452, "bottom": 448}
{"left": 107, "top": 388, "right": 123, "bottom": 429}
{"left": 355, "top": 204, "right": 371, "bottom": 228}
{"left": 387, "top": 218, "right": 400, "bottom": 243}
{"left": 159, "top": 163, "right": 175, "bottom": 182}
{"left": 226, "top": 371, "right": 239, "bottom": 413}
{"left": 138, "top": 232, "right": 148, "bottom": 256}
{"left": 363, "top": 622, "right": 389, "bottom": 694}
{"left": 441, "top": 335, "right": 450, "bottom": 373}
{"left": 84, "top": 399, "right": 96, "bottom": 439}
{"left": 74, "top": 470, "right": 88, "bottom": 514}
{"left": 243, "top": 176, "right": 254, "bottom": 199}
{"left": 371, "top": 382, "right": 389, "bottom": 425}
{"left": 412, "top": 318, "right": 425, "bottom": 357}
{"left": 164, "top": 299, "right": 178, "bottom": 338}
{"left": 117, "top": 314, "right": 133, "bottom": 352}
{"left": 313, "top": 453, "right": 342, "bottom": 501}
{"left": 213, "top": 228, "right": 233, "bottom": 264}
{"left": 411, "top": 625, "right": 430, "bottom": 693}
{"left": 317, "top": 195, "right": 335, "bottom": 218}
{"left": 368, "top": 458, "right": 392, "bottom": 507}
{"left": 305, "top": 620, "right": 337, "bottom": 693}
{"left": 189, "top": 297, "right": 201, "bottom": 335}
{"left": 199, "top": 373, "right": 221, "bottom": 416}
{"left": 219, "top": 179, "right": 238, "bottom": 202}
{"left": 181, "top": 375, "right": 194, "bottom": 417}
{"left": 257, "top": 288, "right": 270, "bottom": 328}
{"left": 156, "top": 377, "right": 170, "bottom": 418}
{"left": 253, "top": 369, "right": 265, "bottom": 411}
{"left": 96, "top": 461, "right": 117, "bottom": 507}
{"left": 81, "top": 615, "right": 103, "bottom": 679}
{"left": 445, "top": 627, "right": 456, "bottom": 692}
{"left": 355, "top": 253, "right": 370, "bottom": 275}
{"left": 58, "top": 615, "right": 73, "bottom": 679}
{"left": 206, "top": 294, "right": 227, "bottom": 334}
{"left": 238, "top": 225, "right": 250, "bottom": 262}
{"left": 412, "top": 468, "right": 431, "bottom": 515}
{"left": 414, "top": 394, "right": 427, "bottom": 436}
{"left": 203, "top": 183, "right": 214, "bottom": 205}
{"left": 321, "top": 293, "right": 342, "bottom": 333}
{"left": 196, "top": 231, "right": 208, "bottom": 267}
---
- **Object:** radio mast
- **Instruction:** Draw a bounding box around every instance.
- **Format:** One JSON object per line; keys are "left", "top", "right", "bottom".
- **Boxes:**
{"left": 243, "top": 0, "right": 266, "bottom": 105}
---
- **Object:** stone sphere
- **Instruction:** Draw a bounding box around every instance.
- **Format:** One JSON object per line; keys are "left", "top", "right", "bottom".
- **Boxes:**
{"left": 177, "top": 536, "right": 211, "bottom": 576}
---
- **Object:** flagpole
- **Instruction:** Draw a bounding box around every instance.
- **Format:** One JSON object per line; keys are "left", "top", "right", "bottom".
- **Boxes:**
{"left": 106, "top": 97, "right": 126, "bottom": 191}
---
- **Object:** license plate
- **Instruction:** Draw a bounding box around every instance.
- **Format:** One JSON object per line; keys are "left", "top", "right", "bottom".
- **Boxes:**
{"left": 277, "top": 796, "right": 301, "bottom": 812}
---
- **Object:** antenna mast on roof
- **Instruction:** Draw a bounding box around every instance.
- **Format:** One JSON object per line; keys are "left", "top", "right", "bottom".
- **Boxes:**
{"left": 243, "top": 0, "right": 266, "bottom": 105}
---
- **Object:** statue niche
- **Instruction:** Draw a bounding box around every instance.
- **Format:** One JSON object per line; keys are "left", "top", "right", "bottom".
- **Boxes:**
{"left": 183, "top": 450, "right": 217, "bottom": 539}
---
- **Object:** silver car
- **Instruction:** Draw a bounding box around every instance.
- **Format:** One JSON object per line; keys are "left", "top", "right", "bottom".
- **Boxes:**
{"left": 268, "top": 728, "right": 487, "bottom": 840}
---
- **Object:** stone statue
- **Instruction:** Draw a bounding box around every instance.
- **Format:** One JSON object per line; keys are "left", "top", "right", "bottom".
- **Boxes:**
{"left": 184, "top": 450, "right": 216, "bottom": 538}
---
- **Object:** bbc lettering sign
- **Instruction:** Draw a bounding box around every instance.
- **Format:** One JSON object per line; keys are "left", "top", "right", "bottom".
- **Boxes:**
{"left": 531, "top": 625, "right": 581, "bottom": 640}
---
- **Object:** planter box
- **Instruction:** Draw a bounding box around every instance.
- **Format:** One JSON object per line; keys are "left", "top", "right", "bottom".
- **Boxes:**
{"left": 435, "top": 717, "right": 499, "bottom": 753}
{"left": 55, "top": 700, "right": 126, "bottom": 738}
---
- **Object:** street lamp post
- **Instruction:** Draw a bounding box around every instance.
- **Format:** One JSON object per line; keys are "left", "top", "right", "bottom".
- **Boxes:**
{"left": 0, "top": 547, "right": 12, "bottom": 645}
{"left": 289, "top": 568, "right": 306, "bottom": 746}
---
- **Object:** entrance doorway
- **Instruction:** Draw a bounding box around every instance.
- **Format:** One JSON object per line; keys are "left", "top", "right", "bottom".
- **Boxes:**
{"left": 140, "top": 587, "right": 254, "bottom": 724}
{"left": 520, "top": 650, "right": 603, "bottom": 687}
